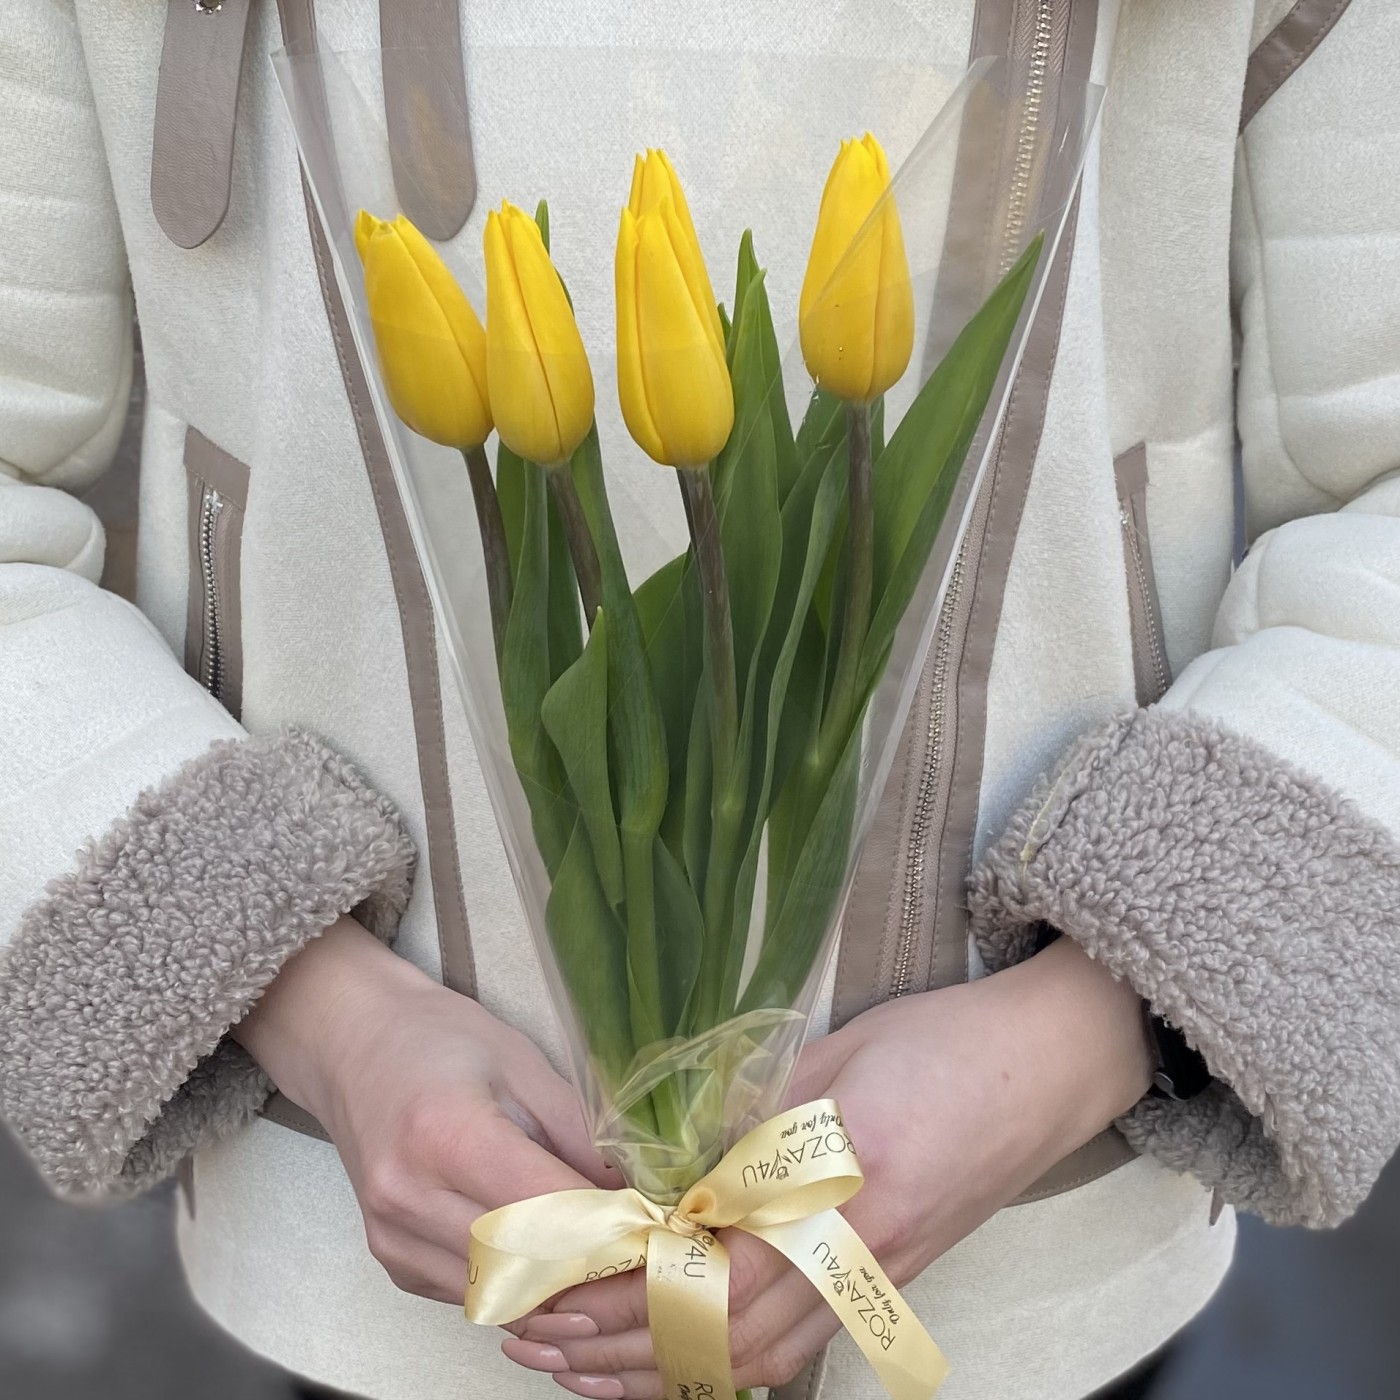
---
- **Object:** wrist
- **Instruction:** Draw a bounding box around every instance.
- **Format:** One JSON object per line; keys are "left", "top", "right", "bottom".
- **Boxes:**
{"left": 976, "top": 937, "right": 1154, "bottom": 1156}
{"left": 232, "top": 914, "right": 431, "bottom": 1115}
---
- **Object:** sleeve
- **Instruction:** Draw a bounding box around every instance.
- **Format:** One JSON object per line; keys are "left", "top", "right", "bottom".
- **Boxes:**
{"left": 968, "top": 4, "right": 1400, "bottom": 1228}
{"left": 0, "top": 4, "right": 416, "bottom": 1200}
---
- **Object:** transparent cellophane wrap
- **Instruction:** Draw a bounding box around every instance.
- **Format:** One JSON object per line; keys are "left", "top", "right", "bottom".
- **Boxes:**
{"left": 275, "top": 30, "right": 1098, "bottom": 1205}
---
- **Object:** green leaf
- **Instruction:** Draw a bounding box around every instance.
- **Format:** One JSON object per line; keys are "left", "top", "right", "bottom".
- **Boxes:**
{"left": 863, "top": 234, "right": 1043, "bottom": 692}
{"left": 541, "top": 609, "right": 623, "bottom": 907}
{"left": 569, "top": 428, "right": 669, "bottom": 840}
{"left": 727, "top": 230, "right": 761, "bottom": 366}
{"left": 678, "top": 687, "right": 711, "bottom": 888}
{"left": 496, "top": 444, "right": 527, "bottom": 583}
{"left": 740, "top": 721, "right": 861, "bottom": 1015}
{"left": 636, "top": 552, "right": 702, "bottom": 797}
{"left": 545, "top": 487, "right": 584, "bottom": 680}
{"left": 652, "top": 836, "right": 704, "bottom": 1035}
{"left": 743, "top": 450, "right": 847, "bottom": 948}
{"left": 534, "top": 199, "right": 550, "bottom": 251}
{"left": 499, "top": 462, "right": 573, "bottom": 875}
{"left": 721, "top": 234, "right": 797, "bottom": 502}
{"left": 716, "top": 271, "right": 784, "bottom": 703}
{"left": 569, "top": 428, "right": 670, "bottom": 1050}
{"left": 546, "top": 818, "right": 633, "bottom": 1086}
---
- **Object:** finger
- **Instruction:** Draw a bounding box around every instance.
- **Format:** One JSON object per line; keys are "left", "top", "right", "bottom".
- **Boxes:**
{"left": 554, "top": 1369, "right": 661, "bottom": 1399}
{"left": 511, "top": 1311, "right": 600, "bottom": 1343}
{"left": 551, "top": 1268, "right": 648, "bottom": 1335}
{"left": 501, "top": 1336, "right": 569, "bottom": 1374}
{"left": 550, "top": 1228, "right": 801, "bottom": 1375}
{"left": 546, "top": 1324, "right": 654, "bottom": 1377}
{"left": 727, "top": 1268, "right": 827, "bottom": 1378}
{"left": 733, "top": 1297, "right": 841, "bottom": 1393}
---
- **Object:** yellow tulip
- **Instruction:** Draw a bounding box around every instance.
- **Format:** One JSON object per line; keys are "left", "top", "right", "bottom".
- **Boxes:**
{"left": 484, "top": 201, "right": 595, "bottom": 465}
{"left": 616, "top": 151, "right": 733, "bottom": 467}
{"left": 798, "top": 133, "right": 914, "bottom": 402}
{"left": 353, "top": 211, "right": 491, "bottom": 449}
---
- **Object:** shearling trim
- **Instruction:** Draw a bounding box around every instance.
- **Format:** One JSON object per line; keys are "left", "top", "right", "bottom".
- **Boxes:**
{"left": 0, "top": 729, "right": 415, "bottom": 1198}
{"left": 968, "top": 708, "right": 1400, "bottom": 1228}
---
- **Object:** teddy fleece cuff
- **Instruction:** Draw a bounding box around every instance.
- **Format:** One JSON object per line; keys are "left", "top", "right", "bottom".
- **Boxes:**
{"left": 968, "top": 708, "right": 1400, "bottom": 1228}
{"left": 0, "top": 729, "right": 415, "bottom": 1198}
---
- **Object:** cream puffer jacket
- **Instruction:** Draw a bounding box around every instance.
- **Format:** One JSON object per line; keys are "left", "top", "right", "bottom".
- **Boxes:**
{"left": 2, "top": 2, "right": 1399, "bottom": 1399}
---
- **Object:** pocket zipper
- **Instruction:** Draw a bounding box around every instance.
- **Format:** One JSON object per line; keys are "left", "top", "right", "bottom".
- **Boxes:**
{"left": 196, "top": 485, "right": 227, "bottom": 702}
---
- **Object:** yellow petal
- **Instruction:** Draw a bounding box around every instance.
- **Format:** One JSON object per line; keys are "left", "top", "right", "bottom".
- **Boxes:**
{"left": 628, "top": 151, "right": 724, "bottom": 355}
{"left": 358, "top": 211, "right": 492, "bottom": 448}
{"left": 872, "top": 198, "right": 915, "bottom": 399}
{"left": 615, "top": 207, "right": 666, "bottom": 464}
{"left": 799, "top": 133, "right": 911, "bottom": 401}
{"left": 632, "top": 205, "right": 734, "bottom": 467}
{"left": 354, "top": 208, "right": 382, "bottom": 264}
{"left": 506, "top": 204, "right": 595, "bottom": 462}
{"left": 485, "top": 202, "right": 595, "bottom": 465}
{"left": 391, "top": 215, "right": 491, "bottom": 419}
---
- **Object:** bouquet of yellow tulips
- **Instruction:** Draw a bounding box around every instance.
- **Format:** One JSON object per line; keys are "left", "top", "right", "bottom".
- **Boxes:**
{"left": 276, "top": 38, "right": 1096, "bottom": 1398}
{"left": 352, "top": 145, "right": 1039, "bottom": 1195}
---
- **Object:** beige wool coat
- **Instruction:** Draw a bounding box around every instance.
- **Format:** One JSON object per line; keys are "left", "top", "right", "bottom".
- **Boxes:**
{"left": 3, "top": 2, "right": 1400, "bottom": 1398}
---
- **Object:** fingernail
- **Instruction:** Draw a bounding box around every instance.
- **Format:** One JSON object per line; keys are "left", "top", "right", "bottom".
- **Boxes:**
{"left": 554, "top": 1377, "right": 625, "bottom": 1400}
{"left": 501, "top": 1337, "right": 567, "bottom": 1372}
{"left": 523, "top": 1312, "right": 601, "bottom": 1341}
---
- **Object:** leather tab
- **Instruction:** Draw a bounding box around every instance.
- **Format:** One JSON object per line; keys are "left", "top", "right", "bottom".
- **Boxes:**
{"left": 151, "top": 0, "right": 254, "bottom": 249}
{"left": 261, "top": 1089, "right": 333, "bottom": 1143}
{"left": 380, "top": 0, "right": 477, "bottom": 240}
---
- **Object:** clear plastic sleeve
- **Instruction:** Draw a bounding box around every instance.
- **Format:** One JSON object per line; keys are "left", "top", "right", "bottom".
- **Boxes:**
{"left": 274, "top": 32, "right": 1100, "bottom": 1203}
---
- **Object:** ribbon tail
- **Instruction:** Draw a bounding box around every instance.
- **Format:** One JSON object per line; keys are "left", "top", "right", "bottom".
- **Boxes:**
{"left": 466, "top": 1188, "right": 655, "bottom": 1327}
{"left": 647, "top": 1226, "right": 738, "bottom": 1400}
{"left": 745, "top": 1210, "right": 949, "bottom": 1400}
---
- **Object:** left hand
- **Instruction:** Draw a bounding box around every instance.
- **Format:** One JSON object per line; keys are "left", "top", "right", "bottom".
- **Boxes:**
{"left": 500, "top": 938, "right": 1154, "bottom": 1398}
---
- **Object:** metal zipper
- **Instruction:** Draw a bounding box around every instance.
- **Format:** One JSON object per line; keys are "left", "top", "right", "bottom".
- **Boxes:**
{"left": 889, "top": 0, "right": 1057, "bottom": 997}
{"left": 1120, "top": 502, "right": 1171, "bottom": 700}
{"left": 197, "top": 485, "right": 226, "bottom": 701}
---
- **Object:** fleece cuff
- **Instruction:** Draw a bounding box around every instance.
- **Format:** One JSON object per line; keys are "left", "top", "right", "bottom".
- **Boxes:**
{"left": 0, "top": 729, "right": 415, "bottom": 1198}
{"left": 968, "top": 708, "right": 1400, "bottom": 1227}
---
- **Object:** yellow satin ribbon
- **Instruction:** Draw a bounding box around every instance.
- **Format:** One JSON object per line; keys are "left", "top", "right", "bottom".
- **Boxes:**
{"left": 467, "top": 1099, "right": 948, "bottom": 1400}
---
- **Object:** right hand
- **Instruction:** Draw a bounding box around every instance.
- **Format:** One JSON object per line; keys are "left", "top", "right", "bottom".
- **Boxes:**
{"left": 233, "top": 916, "right": 617, "bottom": 1304}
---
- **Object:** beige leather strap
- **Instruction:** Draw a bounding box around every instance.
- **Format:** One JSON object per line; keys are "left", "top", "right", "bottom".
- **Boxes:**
{"left": 832, "top": 0, "right": 1135, "bottom": 1214}
{"left": 1240, "top": 0, "right": 1354, "bottom": 132}
{"left": 152, "top": 0, "right": 255, "bottom": 248}
{"left": 380, "top": 0, "right": 477, "bottom": 239}
{"left": 276, "top": 0, "right": 477, "bottom": 1000}
{"left": 262, "top": 1090, "right": 332, "bottom": 1143}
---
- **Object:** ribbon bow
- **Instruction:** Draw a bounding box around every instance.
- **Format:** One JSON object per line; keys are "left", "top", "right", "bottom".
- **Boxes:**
{"left": 467, "top": 1100, "right": 948, "bottom": 1400}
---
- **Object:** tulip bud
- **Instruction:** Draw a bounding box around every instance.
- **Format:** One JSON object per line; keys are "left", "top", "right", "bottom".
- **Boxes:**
{"left": 484, "top": 201, "right": 595, "bottom": 465}
{"left": 353, "top": 211, "right": 492, "bottom": 449}
{"left": 616, "top": 151, "right": 733, "bottom": 467}
{"left": 798, "top": 133, "right": 914, "bottom": 402}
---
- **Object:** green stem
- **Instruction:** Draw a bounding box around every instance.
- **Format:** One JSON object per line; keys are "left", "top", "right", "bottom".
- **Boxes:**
{"left": 678, "top": 468, "right": 738, "bottom": 788}
{"left": 463, "top": 446, "right": 513, "bottom": 662}
{"left": 678, "top": 466, "right": 744, "bottom": 1028}
{"left": 547, "top": 465, "right": 604, "bottom": 628}
{"left": 822, "top": 401, "right": 874, "bottom": 753}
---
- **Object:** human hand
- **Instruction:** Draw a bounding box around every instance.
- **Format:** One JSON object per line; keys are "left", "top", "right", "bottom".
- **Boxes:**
{"left": 502, "top": 937, "right": 1153, "bottom": 1396}
{"left": 233, "top": 916, "right": 616, "bottom": 1304}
